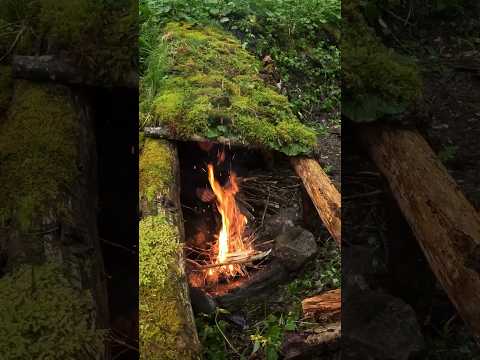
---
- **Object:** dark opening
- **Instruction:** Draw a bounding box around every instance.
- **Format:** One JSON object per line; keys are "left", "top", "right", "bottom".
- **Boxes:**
{"left": 94, "top": 88, "right": 139, "bottom": 360}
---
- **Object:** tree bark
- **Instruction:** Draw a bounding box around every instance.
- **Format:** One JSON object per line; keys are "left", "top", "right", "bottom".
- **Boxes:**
{"left": 12, "top": 55, "right": 137, "bottom": 88}
{"left": 359, "top": 124, "right": 480, "bottom": 343}
{"left": 139, "top": 138, "right": 201, "bottom": 359}
{"left": 291, "top": 157, "right": 341, "bottom": 245}
{"left": 302, "top": 288, "right": 341, "bottom": 323}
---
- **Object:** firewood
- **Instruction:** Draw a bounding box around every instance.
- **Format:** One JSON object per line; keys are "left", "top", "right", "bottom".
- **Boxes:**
{"left": 359, "top": 124, "right": 480, "bottom": 343}
{"left": 290, "top": 157, "right": 341, "bottom": 245}
{"left": 302, "top": 288, "right": 341, "bottom": 323}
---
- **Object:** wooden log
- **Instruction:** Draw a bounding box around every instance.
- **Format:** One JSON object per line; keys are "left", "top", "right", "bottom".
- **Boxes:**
{"left": 302, "top": 288, "right": 341, "bottom": 323}
{"left": 139, "top": 138, "right": 201, "bottom": 359}
{"left": 144, "top": 125, "right": 253, "bottom": 148}
{"left": 282, "top": 322, "right": 341, "bottom": 360}
{"left": 291, "top": 157, "right": 341, "bottom": 245}
{"left": 358, "top": 124, "right": 480, "bottom": 343}
{"left": 0, "top": 81, "right": 109, "bottom": 358}
{"left": 12, "top": 55, "right": 138, "bottom": 88}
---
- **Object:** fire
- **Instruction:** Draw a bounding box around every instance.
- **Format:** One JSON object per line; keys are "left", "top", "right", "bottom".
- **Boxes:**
{"left": 207, "top": 164, "right": 251, "bottom": 277}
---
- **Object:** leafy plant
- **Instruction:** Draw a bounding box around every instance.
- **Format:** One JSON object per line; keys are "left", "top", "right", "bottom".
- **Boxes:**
{"left": 250, "top": 312, "right": 298, "bottom": 360}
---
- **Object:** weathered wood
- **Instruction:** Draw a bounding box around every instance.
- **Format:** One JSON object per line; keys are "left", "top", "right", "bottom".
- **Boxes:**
{"left": 144, "top": 125, "right": 254, "bottom": 148}
{"left": 302, "top": 288, "right": 341, "bottom": 323}
{"left": 291, "top": 157, "right": 341, "bottom": 245}
{"left": 282, "top": 322, "right": 341, "bottom": 360}
{"left": 12, "top": 55, "right": 138, "bottom": 88}
{"left": 139, "top": 138, "right": 201, "bottom": 359}
{"left": 359, "top": 124, "right": 480, "bottom": 343}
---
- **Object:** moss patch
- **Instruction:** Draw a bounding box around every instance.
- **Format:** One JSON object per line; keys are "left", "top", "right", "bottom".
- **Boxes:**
{"left": 0, "top": 81, "right": 79, "bottom": 231}
{"left": 0, "top": 0, "right": 137, "bottom": 85}
{"left": 140, "top": 215, "right": 199, "bottom": 359}
{"left": 342, "top": 0, "right": 422, "bottom": 122}
{"left": 0, "top": 262, "right": 105, "bottom": 359}
{"left": 139, "top": 138, "right": 173, "bottom": 202}
{"left": 141, "top": 22, "right": 317, "bottom": 156}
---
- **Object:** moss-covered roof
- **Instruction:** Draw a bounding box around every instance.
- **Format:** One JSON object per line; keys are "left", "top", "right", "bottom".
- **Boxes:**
{"left": 342, "top": 0, "right": 422, "bottom": 122}
{"left": 0, "top": 81, "right": 79, "bottom": 231}
{"left": 141, "top": 22, "right": 317, "bottom": 156}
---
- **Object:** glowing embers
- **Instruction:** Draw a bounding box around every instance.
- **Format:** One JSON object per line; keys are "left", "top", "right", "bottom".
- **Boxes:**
{"left": 206, "top": 163, "right": 254, "bottom": 280}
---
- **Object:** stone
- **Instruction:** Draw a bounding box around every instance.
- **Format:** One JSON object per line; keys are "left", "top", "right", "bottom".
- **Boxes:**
{"left": 342, "top": 291, "right": 425, "bottom": 360}
{"left": 189, "top": 286, "right": 217, "bottom": 315}
{"left": 263, "top": 205, "right": 302, "bottom": 239}
{"left": 274, "top": 226, "right": 318, "bottom": 271}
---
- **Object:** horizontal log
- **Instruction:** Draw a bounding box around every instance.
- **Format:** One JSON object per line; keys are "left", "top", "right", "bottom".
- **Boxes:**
{"left": 12, "top": 55, "right": 137, "bottom": 88}
{"left": 359, "top": 124, "right": 480, "bottom": 343}
{"left": 302, "top": 288, "right": 341, "bottom": 322}
{"left": 291, "top": 157, "right": 341, "bottom": 245}
{"left": 144, "top": 126, "right": 253, "bottom": 148}
{"left": 282, "top": 322, "right": 340, "bottom": 360}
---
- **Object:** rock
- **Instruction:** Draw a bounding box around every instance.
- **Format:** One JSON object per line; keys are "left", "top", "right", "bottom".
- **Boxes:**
{"left": 342, "top": 291, "right": 425, "bottom": 360}
{"left": 263, "top": 206, "right": 302, "bottom": 239}
{"left": 214, "top": 260, "right": 289, "bottom": 308}
{"left": 274, "top": 227, "right": 317, "bottom": 271}
{"left": 189, "top": 286, "right": 217, "bottom": 315}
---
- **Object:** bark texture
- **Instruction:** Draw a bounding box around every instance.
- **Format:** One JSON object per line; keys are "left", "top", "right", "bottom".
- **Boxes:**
{"left": 302, "top": 288, "right": 341, "bottom": 323}
{"left": 291, "top": 157, "right": 341, "bottom": 245}
{"left": 359, "top": 124, "right": 480, "bottom": 342}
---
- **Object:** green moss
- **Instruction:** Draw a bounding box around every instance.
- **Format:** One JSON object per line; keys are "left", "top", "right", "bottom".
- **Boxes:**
{"left": 141, "top": 22, "right": 317, "bottom": 155}
{"left": 139, "top": 138, "right": 173, "bottom": 202}
{"left": 140, "top": 215, "right": 199, "bottom": 359}
{"left": 0, "top": 262, "right": 105, "bottom": 359}
{"left": 0, "top": 66, "right": 13, "bottom": 114}
{"left": 0, "top": 81, "right": 79, "bottom": 231}
{"left": 342, "top": 0, "right": 422, "bottom": 122}
{"left": 0, "top": 0, "right": 137, "bottom": 85}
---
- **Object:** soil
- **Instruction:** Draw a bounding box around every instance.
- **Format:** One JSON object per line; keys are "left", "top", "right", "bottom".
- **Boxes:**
{"left": 343, "top": 6, "right": 480, "bottom": 359}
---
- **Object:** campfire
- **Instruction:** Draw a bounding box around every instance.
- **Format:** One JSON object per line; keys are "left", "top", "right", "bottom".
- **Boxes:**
{"left": 183, "top": 145, "right": 272, "bottom": 289}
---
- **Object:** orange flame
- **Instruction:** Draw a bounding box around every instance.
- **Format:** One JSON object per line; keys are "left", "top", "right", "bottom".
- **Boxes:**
{"left": 207, "top": 164, "right": 249, "bottom": 277}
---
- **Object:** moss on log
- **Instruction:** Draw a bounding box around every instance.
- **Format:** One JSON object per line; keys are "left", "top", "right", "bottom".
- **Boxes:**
{"left": 139, "top": 138, "right": 201, "bottom": 359}
{"left": 141, "top": 22, "right": 316, "bottom": 156}
{"left": 0, "top": 80, "right": 108, "bottom": 359}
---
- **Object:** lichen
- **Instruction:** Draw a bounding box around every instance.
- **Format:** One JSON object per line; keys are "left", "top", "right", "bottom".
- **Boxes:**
{"left": 139, "top": 138, "right": 173, "bottom": 202}
{"left": 0, "top": 66, "right": 13, "bottom": 114}
{"left": 0, "top": 262, "right": 105, "bottom": 359}
{"left": 0, "top": 81, "right": 79, "bottom": 231}
{"left": 342, "top": 0, "right": 422, "bottom": 122}
{"left": 140, "top": 22, "right": 317, "bottom": 156}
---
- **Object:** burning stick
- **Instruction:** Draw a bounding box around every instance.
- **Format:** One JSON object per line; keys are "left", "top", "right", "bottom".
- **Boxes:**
{"left": 195, "top": 249, "right": 271, "bottom": 270}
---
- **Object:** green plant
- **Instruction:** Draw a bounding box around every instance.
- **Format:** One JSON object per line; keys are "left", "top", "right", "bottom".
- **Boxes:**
{"left": 250, "top": 312, "right": 298, "bottom": 360}
{"left": 438, "top": 144, "right": 458, "bottom": 163}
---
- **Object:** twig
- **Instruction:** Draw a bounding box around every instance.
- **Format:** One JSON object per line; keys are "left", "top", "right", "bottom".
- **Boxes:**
{"left": 101, "top": 237, "right": 136, "bottom": 255}
{"left": 0, "top": 25, "right": 25, "bottom": 63}
{"left": 194, "top": 249, "right": 271, "bottom": 270}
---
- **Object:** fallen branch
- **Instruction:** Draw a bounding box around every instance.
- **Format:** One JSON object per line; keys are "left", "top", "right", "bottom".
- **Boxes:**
{"left": 12, "top": 55, "right": 137, "bottom": 88}
{"left": 359, "top": 124, "right": 480, "bottom": 343}
{"left": 291, "top": 157, "right": 341, "bottom": 245}
{"left": 192, "top": 249, "right": 272, "bottom": 270}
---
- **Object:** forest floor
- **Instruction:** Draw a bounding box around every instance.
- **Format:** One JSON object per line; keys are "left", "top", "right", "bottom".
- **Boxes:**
{"left": 343, "top": 7, "right": 480, "bottom": 359}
